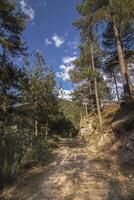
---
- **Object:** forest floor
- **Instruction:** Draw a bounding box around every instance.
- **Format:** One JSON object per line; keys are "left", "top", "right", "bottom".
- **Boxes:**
{"left": 1, "top": 138, "right": 132, "bottom": 200}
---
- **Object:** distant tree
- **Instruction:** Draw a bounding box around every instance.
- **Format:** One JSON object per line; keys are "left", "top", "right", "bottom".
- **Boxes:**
{"left": 20, "top": 52, "right": 58, "bottom": 138}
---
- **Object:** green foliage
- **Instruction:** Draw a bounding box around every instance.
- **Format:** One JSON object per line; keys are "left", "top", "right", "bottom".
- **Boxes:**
{"left": 20, "top": 52, "right": 58, "bottom": 136}
{"left": 23, "top": 137, "right": 55, "bottom": 164}
{"left": 59, "top": 99, "right": 83, "bottom": 131}
{"left": 0, "top": 0, "right": 27, "bottom": 56}
{"left": 70, "top": 42, "right": 108, "bottom": 111}
{"left": 0, "top": 0, "right": 28, "bottom": 189}
{"left": 0, "top": 126, "right": 28, "bottom": 187}
{"left": 1, "top": 0, "right": 134, "bottom": 192}
{"left": 0, "top": 1, "right": 77, "bottom": 187}
{"left": 74, "top": 0, "right": 134, "bottom": 100}
{"left": 0, "top": 50, "right": 77, "bottom": 190}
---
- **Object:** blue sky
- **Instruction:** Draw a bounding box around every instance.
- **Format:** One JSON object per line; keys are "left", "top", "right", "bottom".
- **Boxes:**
{"left": 18, "top": 0, "right": 80, "bottom": 98}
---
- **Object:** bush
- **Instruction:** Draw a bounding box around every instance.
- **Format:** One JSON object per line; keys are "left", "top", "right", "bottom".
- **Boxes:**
{"left": 0, "top": 131, "right": 57, "bottom": 190}
{"left": 0, "top": 131, "right": 23, "bottom": 189}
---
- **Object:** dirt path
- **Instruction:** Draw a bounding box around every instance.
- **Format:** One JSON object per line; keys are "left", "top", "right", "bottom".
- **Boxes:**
{"left": 3, "top": 140, "right": 123, "bottom": 200}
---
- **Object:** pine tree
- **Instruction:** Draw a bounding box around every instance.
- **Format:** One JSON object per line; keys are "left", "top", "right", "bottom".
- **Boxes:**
{"left": 103, "top": 55, "right": 120, "bottom": 101}
{"left": 0, "top": 0, "right": 27, "bottom": 57}
{"left": 72, "top": 1, "right": 107, "bottom": 130}
{"left": 20, "top": 52, "right": 58, "bottom": 139}
{"left": 0, "top": 0, "right": 27, "bottom": 188}
{"left": 0, "top": 0, "right": 27, "bottom": 134}
{"left": 75, "top": 0, "right": 134, "bottom": 101}
{"left": 103, "top": 22, "right": 134, "bottom": 97}
{"left": 70, "top": 40, "right": 106, "bottom": 130}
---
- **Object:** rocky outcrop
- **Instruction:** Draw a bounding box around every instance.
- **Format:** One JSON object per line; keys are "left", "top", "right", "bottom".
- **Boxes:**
{"left": 79, "top": 113, "right": 134, "bottom": 166}
{"left": 79, "top": 116, "right": 95, "bottom": 142}
{"left": 79, "top": 115, "right": 115, "bottom": 153}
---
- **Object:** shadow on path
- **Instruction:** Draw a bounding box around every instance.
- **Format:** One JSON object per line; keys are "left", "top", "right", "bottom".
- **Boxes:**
{"left": 1, "top": 143, "right": 130, "bottom": 200}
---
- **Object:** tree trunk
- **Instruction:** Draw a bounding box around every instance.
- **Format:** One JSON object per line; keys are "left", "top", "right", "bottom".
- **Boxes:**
{"left": 113, "top": 71, "right": 120, "bottom": 102}
{"left": 88, "top": 79, "right": 92, "bottom": 106}
{"left": 109, "top": 0, "right": 132, "bottom": 101}
{"left": 90, "top": 44, "right": 103, "bottom": 131}
{"left": 35, "top": 100, "right": 38, "bottom": 136}
{"left": 107, "top": 88, "right": 111, "bottom": 103}
{"left": 35, "top": 119, "right": 38, "bottom": 136}
{"left": 122, "top": 43, "right": 133, "bottom": 93}
{"left": 45, "top": 121, "right": 48, "bottom": 138}
{"left": 85, "top": 103, "right": 88, "bottom": 116}
{"left": 113, "top": 22, "right": 131, "bottom": 100}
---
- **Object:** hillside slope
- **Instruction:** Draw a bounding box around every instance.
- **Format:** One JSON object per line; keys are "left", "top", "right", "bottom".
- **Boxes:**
{"left": 79, "top": 102, "right": 134, "bottom": 199}
{"left": 1, "top": 102, "right": 134, "bottom": 200}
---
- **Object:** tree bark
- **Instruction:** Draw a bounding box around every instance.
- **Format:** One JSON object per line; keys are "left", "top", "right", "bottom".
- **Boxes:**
{"left": 35, "top": 100, "right": 38, "bottom": 136}
{"left": 85, "top": 103, "right": 88, "bottom": 116}
{"left": 45, "top": 121, "right": 48, "bottom": 138}
{"left": 35, "top": 119, "right": 38, "bottom": 136}
{"left": 109, "top": 0, "right": 132, "bottom": 101}
{"left": 113, "top": 71, "right": 120, "bottom": 102}
{"left": 88, "top": 79, "right": 92, "bottom": 105}
{"left": 90, "top": 44, "right": 103, "bottom": 131}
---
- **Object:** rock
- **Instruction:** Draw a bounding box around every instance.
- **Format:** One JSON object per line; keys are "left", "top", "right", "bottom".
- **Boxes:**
{"left": 126, "top": 142, "right": 134, "bottom": 152}
{"left": 129, "top": 132, "right": 134, "bottom": 141}
{"left": 122, "top": 151, "right": 133, "bottom": 164}
{"left": 108, "top": 192, "right": 121, "bottom": 200}
{"left": 80, "top": 128, "right": 87, "bottom": 135}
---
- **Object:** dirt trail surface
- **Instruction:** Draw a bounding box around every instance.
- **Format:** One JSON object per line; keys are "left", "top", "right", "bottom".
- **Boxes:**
{"left": 2, "top": 139, "right": 123, "bottom": 200}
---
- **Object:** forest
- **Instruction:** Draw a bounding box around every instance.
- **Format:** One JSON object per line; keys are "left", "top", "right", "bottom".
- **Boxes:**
{"left": 0, "top": 0, "right": 134, "bottom": 199}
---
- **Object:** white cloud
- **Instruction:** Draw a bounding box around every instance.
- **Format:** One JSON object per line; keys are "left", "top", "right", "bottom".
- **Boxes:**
{"left": 56, "top": 64, "right": 74, "bottom": 81}
{"left": 62, "top": 56, "right": 77, "bottom": 64}
{"left": 59, "top": 89, "right": 73, "bottom": 101}
{"left": 20, "top": 0, "right": 35, "bottom": 20}
{"left": 52, "top": 34, "right": 64, "bottom": 48}
{"left": 56, "top": 56, "right": 77, "bottom": 81}
{"left": 45, "top": 34, "right": 65, "bottom": 48}
{"left": 45, "top": 38, "right": 52, "bottom": 46}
